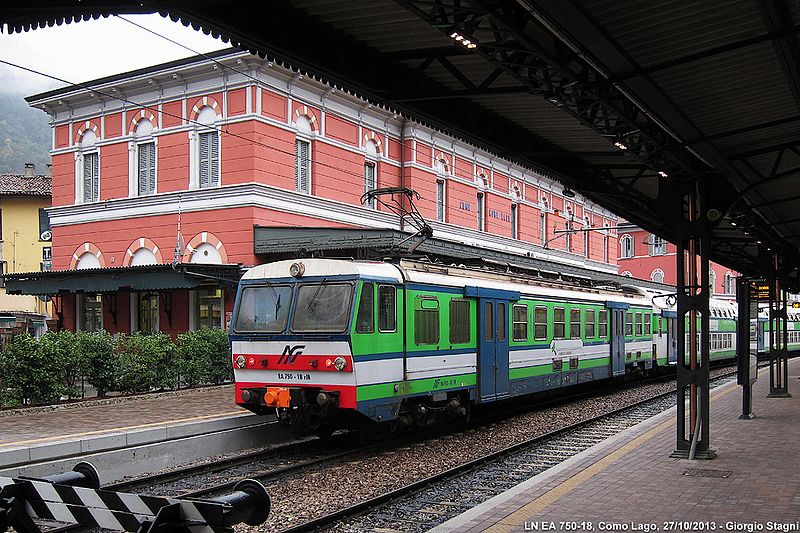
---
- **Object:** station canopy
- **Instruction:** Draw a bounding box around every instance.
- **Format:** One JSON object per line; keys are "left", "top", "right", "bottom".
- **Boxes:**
{"left": 4, "top": 1, "right": 800, "bottom": 287}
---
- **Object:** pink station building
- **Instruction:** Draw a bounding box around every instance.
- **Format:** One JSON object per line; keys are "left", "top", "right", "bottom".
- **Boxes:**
{"left": 616, "top": 224, "right": 737, "bottom": 299}
{"left": 8, "top": 48, "right": 629, "bottom": 336}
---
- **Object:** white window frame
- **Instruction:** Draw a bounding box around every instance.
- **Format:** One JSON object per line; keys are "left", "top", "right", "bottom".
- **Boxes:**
{"left": 648, "top": 234, "right": 667, "bottom": 256}
{"left": 540, "top": 211, "right": 547, "bottom": 245}
{"left": 511, "top": 202, "right": 519, "bottom": 239}
{"left": 724, "top": 272, "right": 735, "bottom": 295}
{"left": 436, "top": 179, "right": 445, "bottom": 222}
{"left": 477, "top": 192, "right": 485, "bottom": 231}
{"left": 189, "top": 106, "right": 222, "bottom": 190}
{"left": 129, "top": 119, "right": 158, "bottom": 197}
{"left": 584, "top": 224, "right": 590, "bottom": 257}
{"left": 620, "top": 234, "right": 634, "bottom": 258}
{"left": 364, "top": 160, "right": 376, "bottom": 208}
{"left": 651, "top": 269, "right": 665, "bottom": 283}
{"left": 295, "top": 137, "right": 312, "bottom": 194}
{"left": 75, "top": 150, "right": 100, "bottom": 204}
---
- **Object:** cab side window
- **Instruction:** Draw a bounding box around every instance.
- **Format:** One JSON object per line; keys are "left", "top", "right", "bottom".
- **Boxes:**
{"left": 356, "top": 282, "right": 374, "bottom": 334}
{"left": 378, "top": 285, "right": 397, "bottom": 332}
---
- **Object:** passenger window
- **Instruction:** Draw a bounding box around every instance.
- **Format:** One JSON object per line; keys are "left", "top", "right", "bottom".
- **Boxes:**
{"left": 378, "top": 285, "right": 397, "bottom": 332}
{"left": 498, "top": 303, "right": 506, "bottom": 342}
{"left": 644, "top": 313, "right": 652, "bottom": 336}
{"left": 554, "top": 307, "right": 565, "bottom": 339}
{"left": 586, "top": 309, "right": 596, "bottom": 338}
{"left": 598, "top": 309, "right": 608, "bottom": 338}
{"left": 625, "top": 312, "right": 633, "bottom": 336}
{"left": 450, "top": 299, "right": 471, "bottom": 344}
{"left": 414, "top": 297, "right": 439, "bottom": 345}
{"left": 570, "top": 308, "right": 581, "bottom": 339}
{"left": 635, "top": 313, "right": 643, "bottom": 336}
{"left": 534, "top": 306, "right": 548, "bottom": 340}
{"left": 512, "top": 304, "right": 528, "bottom": 341}
{"left": 356, "top": 282, "right": 374, "bottom": 333}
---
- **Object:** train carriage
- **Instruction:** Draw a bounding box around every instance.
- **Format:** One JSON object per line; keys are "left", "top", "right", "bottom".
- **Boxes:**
{"left": 230, "top": 258, "right": 692, "bottom": 435}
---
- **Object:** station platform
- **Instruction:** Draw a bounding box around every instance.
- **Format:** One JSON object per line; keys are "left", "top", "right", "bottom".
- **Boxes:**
{"left": 436, "top": 359, "right": 800, "bottom": 532}
{"left": 0, "top": 385, "right": 265, "bottom": 470}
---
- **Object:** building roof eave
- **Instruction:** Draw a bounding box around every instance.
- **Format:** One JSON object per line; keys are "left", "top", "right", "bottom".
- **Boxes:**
{"left": 3, "top": 264, "right": 243, "bottom": 296}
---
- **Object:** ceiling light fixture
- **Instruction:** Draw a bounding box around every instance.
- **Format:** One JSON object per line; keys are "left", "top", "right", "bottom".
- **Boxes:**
{"left": 658, "top": 170, "right": 668, "bottom": 178}
{"left": 614, "top": 141, "right": 627, "bottom": 150}
{"left": 450, "top": 31, "right": 478, "bottom": 50}
{"left": 562, "top": 187, "right": 576, "bottom": 198}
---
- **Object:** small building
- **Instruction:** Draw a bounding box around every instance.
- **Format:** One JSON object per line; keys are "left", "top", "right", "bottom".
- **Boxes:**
{"left": 0, "top": 164, "right": 53, "bottom": 344}
{"left": 6, "top": 49, "right": 625, "bottom": 336}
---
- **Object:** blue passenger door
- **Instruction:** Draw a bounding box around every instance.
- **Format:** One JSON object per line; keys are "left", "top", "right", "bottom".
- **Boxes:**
{"left": 477, "top": 298, "right": 511, "bottom": 402}
{"left": 666, "top": 314, "right": 678, "bottom": 364}
{"left": 607, "top": 303, "right": 628, "bottom": 376}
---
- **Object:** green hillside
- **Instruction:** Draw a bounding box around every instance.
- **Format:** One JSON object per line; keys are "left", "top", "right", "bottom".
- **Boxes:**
{"left": 0, "top": 93, "right": 51, "bottom": 174}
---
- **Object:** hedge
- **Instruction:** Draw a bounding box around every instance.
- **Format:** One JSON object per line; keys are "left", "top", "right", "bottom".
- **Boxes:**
{"left": 0, "top": 328, "right": 233, "bottom": 407}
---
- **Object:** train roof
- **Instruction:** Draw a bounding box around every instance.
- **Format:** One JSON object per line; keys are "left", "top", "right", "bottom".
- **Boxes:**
{"left": 242, "top": 258, "right": 654, "bottom": 306}
{"left": 241, "top": 259, "right": 403, "bottom": 283}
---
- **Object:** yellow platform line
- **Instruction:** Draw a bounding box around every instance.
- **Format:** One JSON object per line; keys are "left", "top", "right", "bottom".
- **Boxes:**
{"left": 483, "top": 383, "right": 741, "bottom": 533}
{"left": 0, "top": 410, "right": 245, "bottom": 447}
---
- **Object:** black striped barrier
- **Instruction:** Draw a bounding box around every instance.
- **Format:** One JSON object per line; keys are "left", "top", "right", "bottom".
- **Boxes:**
{"left": 0, "top": 462, "right": 270, "bottom": 533}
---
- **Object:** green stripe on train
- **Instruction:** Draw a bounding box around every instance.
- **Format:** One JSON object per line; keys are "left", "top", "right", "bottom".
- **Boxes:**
{"left": 356, "top": 373, "right": 478, "bottom": 402}
{"left": 509, "top": 357, "right": 610, "bottom": 380}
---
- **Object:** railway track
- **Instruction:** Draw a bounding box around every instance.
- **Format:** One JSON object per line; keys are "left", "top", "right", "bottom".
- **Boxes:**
{"left": 39, "top": 364, "right": 744, "bottom": 533}
{"left": 279, "top": 368, "right": 742, "bottom": 533}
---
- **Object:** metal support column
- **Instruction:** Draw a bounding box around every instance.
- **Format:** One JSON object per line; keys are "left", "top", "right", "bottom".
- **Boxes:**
{"left": 768, "top": 255, "right": 791, "bottom": 398}
{"left": 736, "top": 277, "right": 757, "bottom": 419}
{"left": 671, "top": 183, "right": 715, "bottom": 460}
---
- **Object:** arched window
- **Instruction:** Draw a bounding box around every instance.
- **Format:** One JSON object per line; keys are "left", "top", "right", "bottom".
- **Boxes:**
{"left": 651, "top": 269, "right": 665, "bottom": 284}
{"left": 190, "top": 106, "right": 220, "bottom": 189}
{"left": 295, "top": 115, "right": 313, "bottom": 194}
{"left": 620, "top": 234, "right": 634, "bottom": 258}
{"left": 648, "top": 234, "right": 666, "bottom": 255}
{"left": 364, "top": 139, "right": 378, "bottom": 209}
{"left": 724, "top": 272, "right": 735, "bottom": 295}
{"left": 132, "top": 118, "right": 156, "bottom": 196}
{"left": 436, "top": 159, "right": 447, "bottom": 222}
{"left": 709, "top": 270, "right": 717, "bottom": 294}
{"left": 77, "top": 129, "right": 99, "bottom": 203}
{"left": 621, "top": 271, "right": 633, "bottom": 277}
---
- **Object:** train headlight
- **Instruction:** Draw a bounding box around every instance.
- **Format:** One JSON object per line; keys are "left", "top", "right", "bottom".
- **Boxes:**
{"left": 289, "top": 262, "right": 305, "bottom": 278}
{"left": 235, "top": 355, "right": 247, "bottom": 369}
{"left": 333, "top": 357, "right": 347, "bottom": 371}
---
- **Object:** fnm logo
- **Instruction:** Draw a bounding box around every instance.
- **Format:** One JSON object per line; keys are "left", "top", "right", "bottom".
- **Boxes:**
{"left": 278, "top": 345, "right": 305, "bottom": 364}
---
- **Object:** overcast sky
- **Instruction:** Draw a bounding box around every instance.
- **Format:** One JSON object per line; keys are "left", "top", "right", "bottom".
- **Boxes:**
{"left": 0, "top": 14, "right": 228, "bottom": 96}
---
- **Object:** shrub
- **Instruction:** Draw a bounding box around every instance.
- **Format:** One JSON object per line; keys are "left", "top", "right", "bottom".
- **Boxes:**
{"left": 177, "top": 328, "right": 232, "bottom": 387}
{"left": 116, "top": 333, "right": 177, "bottom": 393}
{"left": 37, "top": 331, "right": 82, "bottom": 399}
{"left": 78, "top": 330, "right": 116, "bottom": 396}
{"left": 0, "top": 333, "right": 65, "bottom": 405}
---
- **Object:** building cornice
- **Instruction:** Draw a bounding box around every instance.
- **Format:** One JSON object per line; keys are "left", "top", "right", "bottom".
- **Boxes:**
{"left": 47, "top": 182, "right": 618, "bottom": 274}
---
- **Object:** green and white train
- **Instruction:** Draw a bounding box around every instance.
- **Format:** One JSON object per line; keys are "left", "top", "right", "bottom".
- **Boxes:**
{"left": 229, "top": 258, "right": 751, "bottom": 435}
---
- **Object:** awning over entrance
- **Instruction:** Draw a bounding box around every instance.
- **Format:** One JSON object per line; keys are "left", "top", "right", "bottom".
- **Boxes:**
{"left": 3, "top": 264, "right": 243, "bottom": 296}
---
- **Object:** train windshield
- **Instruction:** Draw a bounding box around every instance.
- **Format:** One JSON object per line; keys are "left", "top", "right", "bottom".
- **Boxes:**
{"left": 235, "top": 285, "right": 292, "bottom": 332}
{"left": 292, "top": 283, "right": 354, "bottom": 333}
